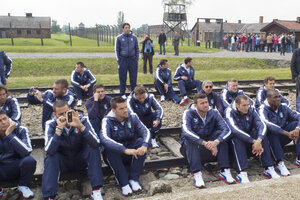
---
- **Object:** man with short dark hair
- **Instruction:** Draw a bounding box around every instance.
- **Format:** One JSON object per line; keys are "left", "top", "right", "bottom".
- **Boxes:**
{"left": 173, "top": 57, "right": 202, "bottom": 106}
{"left": 127, "top": 85, "right": 163, "bottom": 148}
{"left": 255, "top": 76, "right": 290, "bottom": 108}
{"left": 115, "top": 23, "right": 139, "bottom": 99}
{"left": 100, "top": 96, "right": 150, "bottom": 196}
{"left": 259, "top": 90, "right": 300, "bottom": 176}
{"left": 158, "top": 30, "right": 167, "bottom": 55}
{"left": 225, "top": 95, "right": 279, "bottom": 183}
{"left": 198, "top": 80, "right": 224, "bottom": 116}
{"left": 154, "top": 59, "right": 181, "bottom": 104}
{"left": 181, "top": 93, "right": 234, "bottom": 188}
{"left": 0, "top": 51, "right": 12, "bottom": 85}
{"left": 173, "top": 31, "right": 180, "bottom": 56}
{"left": 42, "top": 100, "right": 103, "bottom": 200}
{"left": 0, "top": 84, "right": 21, "bottom": 123}
{"left": 0, "top": 109, "right": 36, "bottom": 199}
{"left": 85, "top": 84, "right": 111, "bottom": 133}
{"left": 70, "top": 61, "right": 96, "bottom": 107}
{"left": 27, "top": 79, "right": 75, "bottom": 130}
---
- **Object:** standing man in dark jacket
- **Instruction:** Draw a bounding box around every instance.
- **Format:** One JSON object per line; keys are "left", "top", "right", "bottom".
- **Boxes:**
{"left": 70, "top": 61, "right": 96, "bottom": 107}
{"left": 0, "top": 109, "right": 36, "bottom": 199}
{"left": 291, "top": 48, "right": 300, "bottom": 112}
{"left": 0, "top": 51, "right": 12, "bottom": 85}
{"left": 139, "top": 34, "right": 155, "bottom": 74}
{"left": 115, "top": 23, "right": 139, "bottom": 99}
{"left": 100, "top": 97, "right": 150, "bottom": 196}
{"left": 42, "top": 100, "right": 103, "bottom": 200}
{"left": 85, "top": 84, "right": 111, "bottom": 134}
{"left": 173, "top": 32, "right": 180, "bottom": 56}
{"left": 158, "top": 30, "right": 167, "bottom": 55}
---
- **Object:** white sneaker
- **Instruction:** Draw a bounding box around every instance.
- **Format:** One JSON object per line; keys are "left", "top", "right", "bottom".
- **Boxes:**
{"left": 235, "top": 171, "right": 250, "bottom": 184}
{"left": 18, "top": 186, "right": 34, "bottom": 199}
{"left": 276, "top": 161, "right": 290, "bottom": 176}
{"left": 219, "top": 168, "right": 235, "bottom": 184}
{"left": 121, "top": 184, "right": 133, "bottom": 196}
{"left": 121, "top": 95, "right": 127, "bottom": 100}
{"left": 193, "top": 171, "right": 205, "bottom": 188}
{"left": 129, "top": 180, "right": 142, "bottom": 192}
{"left": 160, "top": 95, "right": 165, "bottom": 102}
{"left": 151, "top": 138, "right": 159, "bottom": 148}
{"left": 264, "top": 166, "right": 280, "bottom": 179}
{"left": 91, "top": 189, "right": 103, "bottom": 200}
{"left": 77, "top": 99, "right": 82, "bottom": 107}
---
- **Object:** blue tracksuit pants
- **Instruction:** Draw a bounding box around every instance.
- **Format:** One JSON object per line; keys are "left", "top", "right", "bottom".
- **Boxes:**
{"left": 103, "top": 138, "right": 146, "bottom": 187}
{"left": 231, "top": 131, "right": 273, "bottom": 172}
{"left": 42, "top": 147, "right": 103, "bottom": 198}
{"left": 0, "top": 156, "right": 36, "bottom": 186}
{"left": 180, "top": 131, "right": 230, "bottom": 173}
{"left": 118, "top": 57, "right": 138, "bottom": 96}
{"left": 178, "top": 80, "right": 202, "bottom": 96}
{"left": 73, "top": 85, "right": 93, "bottom": 101}
{"left": 139, "top": 112, "right": 162, "bottom": 138}
{"left": 267, "top": 121, "right": 300, "bottom": 161}
{"left": 154, "top": 80, "right": 181, "bottom": 104}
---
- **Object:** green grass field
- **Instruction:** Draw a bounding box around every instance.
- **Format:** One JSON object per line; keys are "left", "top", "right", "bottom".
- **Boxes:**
{"left": 6, "top": 57, "right": 291, "bottom": 88}
{"left": 0, "top": 34, "right": 219, "bottom": 53}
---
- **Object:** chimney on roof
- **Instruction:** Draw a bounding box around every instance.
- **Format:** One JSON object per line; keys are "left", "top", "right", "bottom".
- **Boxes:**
{"left": 8, "top": 13, "right": 10, "bottom": 17}
{"left": 259, "top": 16, "right": 263, "bottom": 23}
{"left": 238, "top": 20, "right": 241, "bottom": 24}
{"left": 26, "top": 13, "right": 32, "bottom": 17}
{"left": 297, "top": 17, "right": 300, "bottom": 23}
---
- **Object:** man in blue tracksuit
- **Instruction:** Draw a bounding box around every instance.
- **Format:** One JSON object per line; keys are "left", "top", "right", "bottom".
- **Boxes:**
{"left": 225, "top": 95, "right": 279, "bottom": 183}
{"left": 0, "top": 109, "right": 36, "bottom": 199}
{"left": 180, "top": 93, "right": 234, "bottom": 188}
{"left": 85, "top": 84, "right": 111, "bottom": 134}
{"left": 127, "top": 85, "right": 163, "bottom": 148}
{"left": 173, "top": 57, "right": 202, "bottom": 106}
{"left": 198, "top": 80, "right": 224, "bottom": 116}
{"left": 255, "top": 76, "right": 290, "bottom": 108}
{"left": 70, "top": 61, "right": 96, "bottom": 107}
{"left": 42, "top": 100, "right": 103, "bottom": 200}
{"left": 259, "top": 90, "right": 300, "bottom": 176}
{"left": 220, "top": 78, "right": 254, "bottom": 109}
{"left": 0, "top": 85, "right": 21, "bottom": 124}
{"left": 0, "top": 51, "right": 12, "bottom": 85}
{"left": 115, "top": 23, "right": 139, "bottom": 98}
{"left": 154, "top": 59, "right": 181, "bottom": 104}
{"left": 27, "top": 79, "right": 75, "bottom": 131}
{"left": 100, "top": 97, "right": 150, "bottom": 196}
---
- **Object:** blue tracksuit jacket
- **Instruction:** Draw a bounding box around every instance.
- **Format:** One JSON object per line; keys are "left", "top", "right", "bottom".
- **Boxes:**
{"left": 173, "top": 63, "right": 196, "bottom": 83}
{"left": 1, "top": 97, "right": 22, "bottom": 123}
{"left": 70, "top": 68, "right": 96, "bottom": 88}
{"left": 255, "top": 86, "right": 290, "bottom": 108}
{"left": 0, "top": 51, "right": 12, "bottom": 85}
{"left": 220, "top": 85, "right": 254, "bottom": 108}
{"left": 100, "top": 111, "right": 151, "bottom": 153}
{"left": 154, "top": 64, "right": 172, "bottom": 86}
{"left": 115, "top": 32, "right": 139, "bottom": 63}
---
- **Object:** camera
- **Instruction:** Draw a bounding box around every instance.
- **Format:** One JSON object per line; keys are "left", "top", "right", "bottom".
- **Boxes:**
{"left": 29, "top": 88, "right": 37, "bottom": 96}
{"left": 66, "top": 111, "right": 72, "bottom": 123}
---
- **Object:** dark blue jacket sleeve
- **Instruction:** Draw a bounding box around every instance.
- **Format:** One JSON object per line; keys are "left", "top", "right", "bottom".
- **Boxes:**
{"left": 281, "top": 95, "right": 290, "bottom": 107}
{"left": 167, "top": 69, "right": 172, "bottom": 86}
{"left": 3, "top": 54, "right": 12, "bottom": 78}
{"left": 87, "top": 70, "right": 96, "bottom": 85}
{"left": 253, "top": 110, "right": 267, "bottom": 140}
{"left": 7, "top": 126, "right": 32, "bottom": 157}
{"left": 259, "top": 105, "right": 283, "bottom": 135}
{"left": 181, "top": 110, "right": 203, "bottom": 145}
{"left": 132, "top": 114, "right": 150, "bottom": 147}
{"left": 150, "top": 94, "right": 163, "bottom": 121}
{"left": 44, "top": 120, "right": 61, "bottom": 155}
{"left": 214, "top": 110, "right": 231, "bottom": 142}
{"left": 70, "top": 70, "right": 80, "bottom": 87}
{"left": 286, "top": 106, "right": 300, "bottom": 127}
{"left": 134, "top": 36, "right": 139, "bottom": 60}
{"left": 10, "top": 98, "right": 22, "bottom": 122}
{"left": 85, "top": 98, "right": 99, "bottom": 119}
{"left": 173, "top": 67, "right": 182, "bottom": 81}
{"left": 115, "top": 36, "right": 121, "bottom": 63}
{"left": 220, "top": 89, "right": 230, "bottom": 108}
{"left": 81, "top": 117, "right": 100, "bottom": 148}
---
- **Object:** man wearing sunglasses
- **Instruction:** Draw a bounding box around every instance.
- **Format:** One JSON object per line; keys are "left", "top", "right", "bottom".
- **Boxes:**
{"left": 198, "top": 80, "right": 224, "bottom": 116}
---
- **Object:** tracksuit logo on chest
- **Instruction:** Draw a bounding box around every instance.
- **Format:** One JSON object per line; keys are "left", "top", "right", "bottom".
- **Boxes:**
{"left": 246, "top": 115, "right": 250, "bottom": 121}
{"left": 145, "top": 103, "right": 150, "bottom": 108}
{"left": 279, "top": 112, "right": 283, "bottom": 118}
{"left": 210, "top": 99, "right": 214, "bottom": 104}
{"left": 194, "top": 118, "right": 198, "bottom": 123}
{"left": 104, "top": 105, "right": 107, "bottom": 110}
{"left": 127, "top": 122, "right": 132, "bottom": 129}
{"left": 113, "top": 126, "right": 118, "bottom": 131}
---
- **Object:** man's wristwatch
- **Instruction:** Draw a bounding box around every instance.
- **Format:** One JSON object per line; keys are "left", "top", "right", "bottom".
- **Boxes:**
{"left": 56, "top": 127, "right": 63, "bottom": 134}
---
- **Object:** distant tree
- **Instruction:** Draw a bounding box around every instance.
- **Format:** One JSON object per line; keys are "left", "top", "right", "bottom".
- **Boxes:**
{"left": 117, "top": 11, "right": 125, "bottom": 33}
{"left": 51, "top": 20, "right": 61, "bottom": 33}
{"left": 61, "top": 25, "right": 69, "bottom": 34}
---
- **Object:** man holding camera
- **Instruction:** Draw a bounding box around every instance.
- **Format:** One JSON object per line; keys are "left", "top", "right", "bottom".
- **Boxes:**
{"left": 42, "top": 100, "right": 103, "bottom": 200}
{"left": 139, "top": 34, "right": 155, "bottom": 74}
{"left": 27, "top": 79, "right": 75, "bottom": 131}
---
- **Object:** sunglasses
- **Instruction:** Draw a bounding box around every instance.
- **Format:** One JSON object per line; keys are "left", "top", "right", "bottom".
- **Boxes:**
{"left": 205, "top": 86, "right": 213, "bottom": 88}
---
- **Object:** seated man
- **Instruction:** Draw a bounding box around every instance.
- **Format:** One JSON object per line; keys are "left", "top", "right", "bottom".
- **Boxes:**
{"left": 225, "top": 95, "right": 280, "bottom": 183}
{"left": 85, "top": 84, "right": 111, "bottom": 133}
{"left": 220, "top": 78, "right": 254, "bottom": 109}
{"left": 0, "top": 84, "right": 21, "bottom": 123}
{"left": 27, "top": 79, "right": 75, "bottom": 131}
{"left": 198, "top": 80, "right": 224, "bottom": 116}
{"left": 173, "top": 57, "right": 202, "bottom": 106}
{"left": 100, "top": 97, "right": 150, "bottom": 196}
{"left": 259, "top": 90, "right": 300, "bottom": 176}
{"left": 71, "top": 61, "right": 96, "bottom": 106}
{"left": 0, "top": 51, "right": 12, "bottom": 85}
{"left": 154, "top": 59, "right": 181, "bottom": 104}
{"left": 127, "top": 85, "right": 163, "bottom": 148}
{"left": 180, "top": 93, "right": 234, "bottom": 188}
{"left": 255, "top": 76, "right": 290, "bottom": 108}
{"left": 42, "top": 100, "right": 103, "bottom": 200}
{"left": 0, "top": 110, "right": 36, "bottom": 199}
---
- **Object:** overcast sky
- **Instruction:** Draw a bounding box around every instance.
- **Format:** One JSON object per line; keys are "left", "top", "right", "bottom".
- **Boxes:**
{"left": 2, "top": 0, "right": 299, "bottom": 28}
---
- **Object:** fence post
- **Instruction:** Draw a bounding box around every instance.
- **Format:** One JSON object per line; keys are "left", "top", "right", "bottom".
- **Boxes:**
{"left": 39, "top": 23, "right": 44, "bottom": 46}
{"left": 96, "top": 24, "right": 100, "bottom": 47}
{"left": 68, "top": 23, "right": 72, "bottom": 46}
{"left": 9, "top": 22, "right": 14, "bottom": 46}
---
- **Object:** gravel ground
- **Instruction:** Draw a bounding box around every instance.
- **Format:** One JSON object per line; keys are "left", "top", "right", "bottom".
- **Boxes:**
{"left": 7, "top": 51, "right": 293, "bottom": 60}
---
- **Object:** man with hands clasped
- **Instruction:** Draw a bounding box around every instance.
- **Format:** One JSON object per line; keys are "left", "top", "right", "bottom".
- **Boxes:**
{"left": 42, "top": 100, "right": 103, "bottom": 200}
